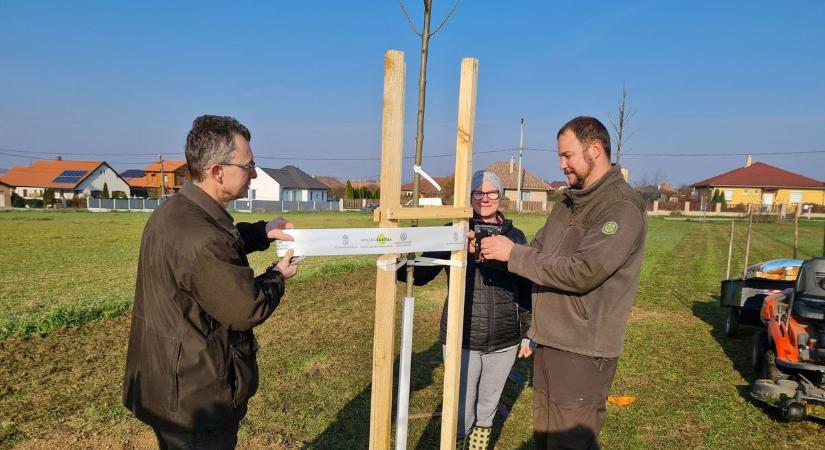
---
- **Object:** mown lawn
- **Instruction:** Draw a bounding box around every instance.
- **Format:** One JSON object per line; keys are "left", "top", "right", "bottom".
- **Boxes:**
{"left": 0, "top": 210, "right": 823, "bottom": 449}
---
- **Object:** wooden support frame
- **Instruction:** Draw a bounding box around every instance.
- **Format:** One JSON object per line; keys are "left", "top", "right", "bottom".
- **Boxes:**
{"left": 369, "top": 50, "right": 478, "bottom": 450}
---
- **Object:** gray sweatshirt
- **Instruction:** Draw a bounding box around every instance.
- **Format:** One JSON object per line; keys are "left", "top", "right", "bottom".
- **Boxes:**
{"left": 508, "top": 166, "right": 647, "bottom": 358}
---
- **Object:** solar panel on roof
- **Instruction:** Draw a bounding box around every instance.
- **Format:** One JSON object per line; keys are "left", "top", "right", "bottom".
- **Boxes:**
{"left": 52, "top": 170, "right": 87, "bottom": 184}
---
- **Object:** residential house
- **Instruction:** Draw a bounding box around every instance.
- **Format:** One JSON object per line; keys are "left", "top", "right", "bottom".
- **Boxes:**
{"left": 401, "top": 176, "right": 452, "bottom": 199}
{"left": 315, "top": 176, "right": 345, "bottom": 190}
{"left": 0, "top": 180, "right": 11, "bottom": 208}
{"left": 486, "top": 158, "right": 553, "bottom": 203}
{"left": 0, "top": 158, "right": 131, "bottom": 200}
{"left": 690, "top": 156, "right": 825, "bottom": 207}
{"left": 122, "top": 159, "right": 189, "bottom": 197}
{"left": 247, "top": 165, "right": 330, "bottom": 202}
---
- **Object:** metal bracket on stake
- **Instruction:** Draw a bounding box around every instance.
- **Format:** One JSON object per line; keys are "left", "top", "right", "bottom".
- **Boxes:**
{"left": 413, "top": 164, "right": 442, "bottom": 191}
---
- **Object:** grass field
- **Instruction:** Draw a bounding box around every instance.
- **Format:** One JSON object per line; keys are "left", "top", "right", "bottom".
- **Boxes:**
{"left": 1, "top": 209, "right": 824, "bottom": 449}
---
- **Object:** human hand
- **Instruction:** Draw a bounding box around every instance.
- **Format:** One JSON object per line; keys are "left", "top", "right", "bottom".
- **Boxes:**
{"left": 518, "top": 343, "right": 533, "bottom": 358}
{"left": 518, "top": 339, "right": 534, "bottom": 358}
{"left": 466, "top": 231, "right": 476, "bottom": 254}
{"left": 266, "top": 217, "right": 294, "bottom": 241}
{"left": 479, "top": 235, "right": 514, "bottom": 262}
{"left": 275, "top": 249, "right": 299, "bottom": 279}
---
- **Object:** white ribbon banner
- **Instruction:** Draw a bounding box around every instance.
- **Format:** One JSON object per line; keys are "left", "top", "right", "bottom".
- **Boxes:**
{"left": 275, "top": 226, "right": 466, "bottom": 257}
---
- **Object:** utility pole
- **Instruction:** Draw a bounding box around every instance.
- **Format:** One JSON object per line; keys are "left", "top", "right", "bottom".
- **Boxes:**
{"left": 159, "top": 154, "right": 165, "bottom": 199}
{"left": 516, "top": 117, "right": 524, "bottom": 212}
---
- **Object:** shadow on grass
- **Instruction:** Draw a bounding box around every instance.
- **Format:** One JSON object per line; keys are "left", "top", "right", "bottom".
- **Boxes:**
{"left": 306, "top": 341, "right": 534, "bottom": 449}
{"left": 306, "top": 342, "right": 442, "bottom": 449}
{"left": 691, "top": 298, "right": 758, "bottom": 381}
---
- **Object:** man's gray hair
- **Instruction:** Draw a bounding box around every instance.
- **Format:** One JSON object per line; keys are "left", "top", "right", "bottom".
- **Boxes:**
{"left": 185, "top": 115, "right": 251, "bottom": 182}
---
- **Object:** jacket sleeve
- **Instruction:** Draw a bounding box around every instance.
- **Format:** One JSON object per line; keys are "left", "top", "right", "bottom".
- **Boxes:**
{"left": 396, "top": 250, "right": 450, "bottom": 285}
{"left": 236, "top": 221, "right": 271, "bottom": 254}
{"left": 517, "top": 275, "right": 533, "bottom": 338}
{"left": 508, "top": 200, "right": 645, "bottom": 294}
{"left": 188, "top": 236, "right": 284, "bottom": 331}
{"left": 511, "top": 227, "right": 532, "bottom": 337}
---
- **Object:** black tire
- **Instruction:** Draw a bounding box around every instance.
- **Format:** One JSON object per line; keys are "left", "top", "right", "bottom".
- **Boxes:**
{"left": 752, "top": 330, "right": 768, "bottom": 373}
{"left": 725, "top": 307, "right": 741, "bottom": 337}
{"left": 783, "top": 401, "right": 807, "bottom": 422}
{"left": 760, "top": 349, "right": 784, "bottom": 382}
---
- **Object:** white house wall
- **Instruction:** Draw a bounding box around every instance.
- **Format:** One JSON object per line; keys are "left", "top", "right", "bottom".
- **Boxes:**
{"left": 77, "top": 164, "right": 131, "bottom": 197}
{"left": 247, "top": 171, "right": 281, "bottom": 201}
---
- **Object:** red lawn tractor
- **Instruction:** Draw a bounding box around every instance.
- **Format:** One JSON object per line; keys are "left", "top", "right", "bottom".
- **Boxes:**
{"left": 751, "top": 257, "right": 825, "bottom": 421}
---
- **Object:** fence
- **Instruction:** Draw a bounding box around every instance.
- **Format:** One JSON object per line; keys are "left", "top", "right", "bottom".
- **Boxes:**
{"left": 499, "top": 198, "right": 550, "bottom": 213}
{"left": 88, "top": 197, "right": 340, "bottom": 213}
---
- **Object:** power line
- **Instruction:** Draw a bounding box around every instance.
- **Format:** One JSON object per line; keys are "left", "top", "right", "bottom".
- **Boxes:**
{"left": 2, "top": 146, "right": 824, "bottom": 163}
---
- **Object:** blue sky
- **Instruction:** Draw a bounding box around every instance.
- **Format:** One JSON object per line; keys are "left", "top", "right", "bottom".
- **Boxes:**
{"left": 1, "top": 1, "right": 823, "bottom": 186}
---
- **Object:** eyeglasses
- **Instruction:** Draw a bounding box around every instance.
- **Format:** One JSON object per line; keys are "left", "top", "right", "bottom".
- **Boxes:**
{"left": 219, "top": 160, "right": 257, "bottom": 171}
{"left": 472, "top": 190, "right": 500, "bottom": 200}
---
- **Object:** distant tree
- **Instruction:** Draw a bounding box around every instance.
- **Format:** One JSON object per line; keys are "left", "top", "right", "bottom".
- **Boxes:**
{"left": 102, "top": 183, "right": 110, "bottom": 199}
{"left": 344, "top": 180, "right": 354, "bottom": 199}
{"left": 608, "top": 82, "right": 635, "bottom": 165}
{"left": 42, "top": 189, "right": 55, "bottom": 206}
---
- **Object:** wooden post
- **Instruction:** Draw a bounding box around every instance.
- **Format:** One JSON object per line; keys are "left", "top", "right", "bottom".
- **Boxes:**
{"left": 370, "top": 50, "right": 405, "bottom": 450}
{"left": 794, "top": 203, "right": 802, "bottom": 259}
{"left": 726, "top": 219, "right": 734, "bottom": 279}
{"left": 440, "top": 57, "right": 478, "bottom": 450}
{"left": 743, "top": 204, "right": 754, "bottom": 278}
{"left": 368, "top": 51, "right": 476, "bottom": 450}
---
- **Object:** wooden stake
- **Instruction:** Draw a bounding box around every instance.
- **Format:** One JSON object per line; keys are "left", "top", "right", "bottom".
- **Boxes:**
{"left": 742, "top": 204, "right": 754, "bottom": 278}
{"left": 440, "top": 57, "right": 478, "bottom": 450}
{"left": 370, "top": 50, "right": 405, "bottom": 450}
{"left": 794, "top": 203, "right": 802, "bottom": 259}
{"left": 725, "top": 219, "right": 734, "bottom": 279}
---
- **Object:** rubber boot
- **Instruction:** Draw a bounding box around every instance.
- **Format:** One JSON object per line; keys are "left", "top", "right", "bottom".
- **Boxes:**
{"left": 466, "top": 426, "right": 491, "bottom": 450}
{"left": 456, "top": 434, "right": 468, "bottom": 450}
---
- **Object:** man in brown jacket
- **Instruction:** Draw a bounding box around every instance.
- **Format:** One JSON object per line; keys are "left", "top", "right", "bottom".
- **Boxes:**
{"left": 123, "top": 115, "right": 298, "bottom": 449}
{"left": 478, "top": 116, "right": 647, "bottom": 449}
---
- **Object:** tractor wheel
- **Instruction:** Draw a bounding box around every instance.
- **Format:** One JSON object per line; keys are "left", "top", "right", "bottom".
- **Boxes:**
{"left": 782, "top": 401, "right": 807, "bottom": 422}
{"left": 760, "top": 349, "right": 784, "bottom": 382}
{"left": 752, "top": 330, "right": 767, "bottom": 373}
{"left": 725, "top": 307, "right": 740, "bottom": 337}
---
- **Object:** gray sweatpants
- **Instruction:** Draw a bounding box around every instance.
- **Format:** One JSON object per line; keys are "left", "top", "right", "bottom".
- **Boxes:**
{"left": 444, "top": 344, "right": 519, "bottom": 437}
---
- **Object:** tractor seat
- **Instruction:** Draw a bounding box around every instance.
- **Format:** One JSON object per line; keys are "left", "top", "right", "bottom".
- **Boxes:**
{"left": 793, "top": 296, "right": 825, "bottom": 321}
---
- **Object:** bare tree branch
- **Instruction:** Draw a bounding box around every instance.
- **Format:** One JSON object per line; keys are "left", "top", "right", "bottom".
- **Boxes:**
{"left": 396, "top": 0, "right": 423, "bottom": 36}
{"left": 608, "top": 82, "right": 635, "bottom": 165}
{"left": 430, "top": 0, "right": 462, "bottom": 36}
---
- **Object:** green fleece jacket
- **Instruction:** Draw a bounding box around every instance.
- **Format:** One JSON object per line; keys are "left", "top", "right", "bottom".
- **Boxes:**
{"left": 508, "top": 166, "right": 647, "bottom": 358}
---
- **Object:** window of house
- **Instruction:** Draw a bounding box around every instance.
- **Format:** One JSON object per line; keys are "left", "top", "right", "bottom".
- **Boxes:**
{"left": 724, "top": 189, "right": 733, "bottom": 201}
{"left": 790, "top": 191, "right": 802, "bottom": 204}
{"left": 744, "top": 189, "right": 748, "bottom": 194}
{"left": 23, "top": 189, "right": 27, "bottom": 197}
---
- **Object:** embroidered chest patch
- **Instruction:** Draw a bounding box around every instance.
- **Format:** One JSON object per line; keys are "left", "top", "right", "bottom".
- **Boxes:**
{"left": 602, "top": 221, "right": 618, "bottom": 235}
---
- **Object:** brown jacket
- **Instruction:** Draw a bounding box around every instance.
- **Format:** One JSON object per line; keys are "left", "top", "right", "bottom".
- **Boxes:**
{"left": 508, "top": 166, "right": 647, "bottom": 358}
{"left": 123, "top": 182, "right": 285, "bottom": 432}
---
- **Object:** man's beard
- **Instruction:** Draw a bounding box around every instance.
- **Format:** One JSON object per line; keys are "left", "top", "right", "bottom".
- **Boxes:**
{"left": 568, "top": 152, "right": 595, "bottom": 189}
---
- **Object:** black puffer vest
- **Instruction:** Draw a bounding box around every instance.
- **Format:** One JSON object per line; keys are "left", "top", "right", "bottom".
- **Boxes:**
{"left": 398, "top": 213, "right": 532, "bottom": 352}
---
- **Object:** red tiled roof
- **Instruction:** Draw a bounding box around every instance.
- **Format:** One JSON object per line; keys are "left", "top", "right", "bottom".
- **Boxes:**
{"left": 401, "top": 176, "right": 452, "bottom": 195}
{"left": 315, "top": 176, "right": 345, "bottom": 189}
{"left": 124, "top": 174, "right": 156, "bottom": 189}
{"left": 486, "top": 161, "right": 552, "bottom": 191}
{"left": 549, "top": 181, "right": 568, "bottom": 190}
{"left": 0, "top": 159, "right": 103, "bottom": 189}
{"left": 690, "top": 162, "right": 825, "bottom": 189}
{"left": 144, "top": 160, "right": 187, "bottom": 173}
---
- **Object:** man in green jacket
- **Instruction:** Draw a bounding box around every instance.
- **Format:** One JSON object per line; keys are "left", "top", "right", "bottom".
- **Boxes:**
{"left": 123, "top": 115, "right": 297, "bottom": 449}
{"left": 478, "top": 116, "right": 647, "bottom": 449}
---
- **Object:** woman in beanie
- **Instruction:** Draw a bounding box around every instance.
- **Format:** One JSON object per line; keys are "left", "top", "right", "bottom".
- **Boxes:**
{"left": 398, "top": 170, "right": 532, "bottom": 449}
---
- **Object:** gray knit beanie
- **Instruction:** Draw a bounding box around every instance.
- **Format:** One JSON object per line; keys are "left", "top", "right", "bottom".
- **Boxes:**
{"left": 471, "top": 170, "right": 503, "bottom": 193}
